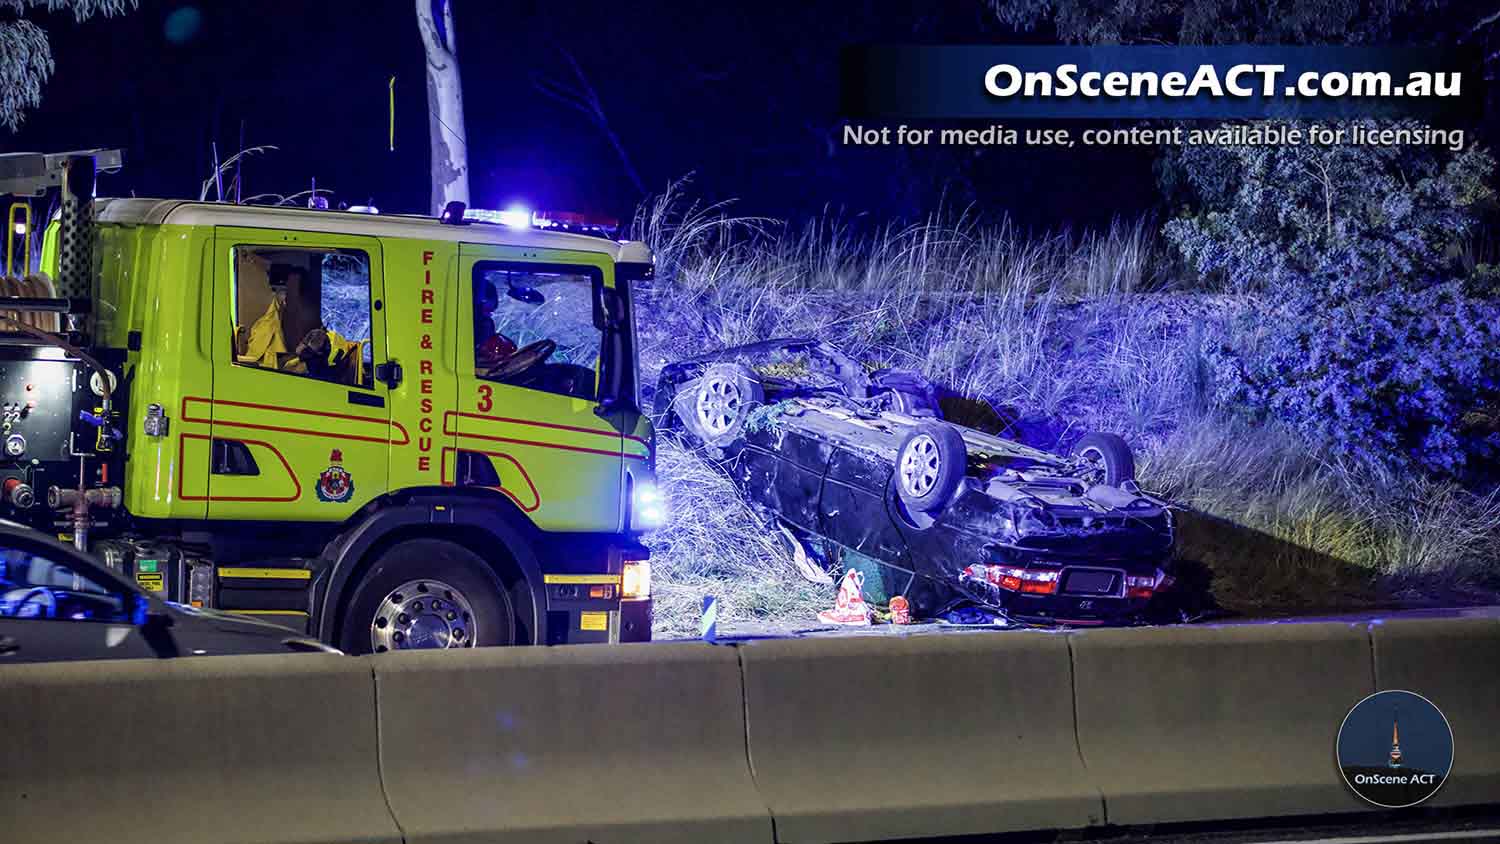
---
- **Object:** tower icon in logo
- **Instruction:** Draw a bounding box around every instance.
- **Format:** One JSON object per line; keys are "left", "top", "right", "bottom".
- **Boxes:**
{"left": 1388, "top": 709, "right": 1403, "bottom": 769}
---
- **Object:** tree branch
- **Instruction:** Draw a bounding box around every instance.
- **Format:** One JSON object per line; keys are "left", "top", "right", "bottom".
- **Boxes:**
{"left": 1, "top": 0, "right": 135, "bottom": 21}
{"left": 531, "top": 49, "right": 645, "bottom": 195}
{"left": 0, "top": 1, "right": 138, "bottom": 131}
{"left": 1470, "top": 8, "right": 1500, "bottom": 35}
{"left": 0, "top": 20, "right": 52, "bottom": 131}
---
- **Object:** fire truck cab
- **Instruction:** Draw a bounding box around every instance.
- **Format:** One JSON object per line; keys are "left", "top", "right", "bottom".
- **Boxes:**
{"left": 0, "top": 150, "right": 656, "bottom": 652}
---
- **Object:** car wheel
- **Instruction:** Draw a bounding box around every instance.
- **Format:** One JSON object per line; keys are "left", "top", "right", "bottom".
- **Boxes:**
{"left": 691, "top": 363, "right": 764, "bottom": 447}
{"left": 339, "top": 539, "right": 515, "bottom": 655}
{"left": 1070, "top": 432, "right": 1136, "bottom": 487}
{"left": 894, "top": 422, "right": 967, "bottom": 514}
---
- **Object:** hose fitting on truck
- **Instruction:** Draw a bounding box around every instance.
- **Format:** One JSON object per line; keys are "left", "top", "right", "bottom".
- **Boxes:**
{"left": 48, "top": 484, "right": 121, "bottom": 552}
{"left": 3, "top": 478, "right": 33, "bottom": 509}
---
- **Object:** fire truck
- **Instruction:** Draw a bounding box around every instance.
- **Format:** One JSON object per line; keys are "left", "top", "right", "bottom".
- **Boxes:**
{"left": 0, "top": 149, "right": 657, "bottom": 652}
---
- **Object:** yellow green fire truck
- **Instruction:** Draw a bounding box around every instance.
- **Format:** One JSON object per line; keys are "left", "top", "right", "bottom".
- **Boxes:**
{"left": 0, "top": 149, "right": 657, "bottom": 651}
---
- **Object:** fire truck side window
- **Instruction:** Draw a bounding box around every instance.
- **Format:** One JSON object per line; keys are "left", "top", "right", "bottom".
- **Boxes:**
{"left": 230, "top": 246, "right": 374, "bottom": 389}
{"left": 473, "top": 263, "right": 602, "bottom": 400}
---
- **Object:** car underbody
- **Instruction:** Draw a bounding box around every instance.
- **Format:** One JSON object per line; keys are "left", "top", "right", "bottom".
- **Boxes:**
{"left": 656, "top": 338, "right": 1179, "bottom": 626}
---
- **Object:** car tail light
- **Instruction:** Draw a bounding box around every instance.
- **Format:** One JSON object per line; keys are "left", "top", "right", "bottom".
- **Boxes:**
{"left": 962, "top": 563, "right": 1058, "bottom": 595}
{"left": 1017, "top": 568, "right": 1059, "bottom": 595}
{"left": 1124, "top": 574, "right": 1156, "bottom": 599}
{"left": 622, "top": 561, "right": 651, "bottom": 600}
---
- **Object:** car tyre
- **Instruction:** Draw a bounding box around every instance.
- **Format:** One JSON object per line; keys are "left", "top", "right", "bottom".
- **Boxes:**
{"left": 1070, "top": 432, "right": 1136, "bottom": 487}
{"left": 690, "top": 363, "right": 764, "bottom": 449}
{"left": 894, "top": 422, "right": 967, "bottom": 514}
{"left": 339, "top": 538, "right": 514, "bottom": 655}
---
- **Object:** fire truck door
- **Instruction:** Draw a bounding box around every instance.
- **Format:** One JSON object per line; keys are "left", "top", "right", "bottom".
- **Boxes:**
{"left": 199, "top": 228, "right": 395, "bottom": 520}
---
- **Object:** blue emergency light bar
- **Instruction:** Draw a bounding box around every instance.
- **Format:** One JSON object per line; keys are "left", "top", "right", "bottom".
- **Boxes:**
{"left": 463, "top": 207, "right": 619, "bottom": 238}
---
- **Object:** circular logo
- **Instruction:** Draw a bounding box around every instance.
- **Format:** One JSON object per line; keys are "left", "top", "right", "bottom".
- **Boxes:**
{"left": 1337, "top": 690, "right": 1453, "bottom": 808}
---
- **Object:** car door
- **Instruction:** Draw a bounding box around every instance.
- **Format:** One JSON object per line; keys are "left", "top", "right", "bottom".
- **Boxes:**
{"left": 200, "top": 228, "right": 395, "bottom": 521}
{"left": 0, "top": 534, "right": 160, "bottom": 664}
{"left": 735, "top": 417, "right": 832, "bottom": 535}
{"left": 820, "top": 444, "right": 914, "bottom": 567}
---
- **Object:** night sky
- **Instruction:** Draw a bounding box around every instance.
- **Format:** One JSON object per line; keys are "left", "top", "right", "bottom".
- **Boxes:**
{"left": 1339, "top": 691, "right": 1453, "bottom": 774}
{"left": 5, "top": 2, "right": 1491, "bottom": 231}
{"left": 3, "top": 0, "right": 1164, "bottom": 229}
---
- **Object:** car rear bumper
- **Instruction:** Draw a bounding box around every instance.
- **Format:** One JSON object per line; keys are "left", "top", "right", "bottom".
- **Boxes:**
{"left": 954, "top": 563, "right": 1164, "bottom": 623}
{"left": 1000, "top": 592, "right": 1153, "bottom": 626}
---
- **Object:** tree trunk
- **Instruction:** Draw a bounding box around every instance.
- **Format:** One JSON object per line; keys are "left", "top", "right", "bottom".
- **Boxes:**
{"left": 416, "top": 0, "right": 469, "bottom": 215}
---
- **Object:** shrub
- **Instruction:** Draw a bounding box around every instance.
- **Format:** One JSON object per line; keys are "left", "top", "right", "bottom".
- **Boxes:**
{"left": 1206, "top": 253, "right": 1500, "bottom": 476}
{"left": 1165, "top": 122, "right": 1500, "bottom": 476}
{"left": 1164, "top": 121, "right": 1494, "bottom": 293}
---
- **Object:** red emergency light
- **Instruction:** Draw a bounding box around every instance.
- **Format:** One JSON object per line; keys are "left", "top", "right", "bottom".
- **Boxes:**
{"left": 463, "top": 207, "right": 620, "bottom": 238}
{"left": 530, "top": 210, "right": 620, "bottom": 237}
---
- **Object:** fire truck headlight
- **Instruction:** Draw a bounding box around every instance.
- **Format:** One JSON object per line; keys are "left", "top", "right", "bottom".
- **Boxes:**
{"left": 632, "top": 483, "right": 666, "bottom": 531}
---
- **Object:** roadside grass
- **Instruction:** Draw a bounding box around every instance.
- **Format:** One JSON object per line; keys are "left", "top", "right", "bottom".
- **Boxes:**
{"left": 1138, "top": 422, "right": 1497, "bottom": 614}
{"left": 631, "top": 182, "right": 1500, "bottom": 634}
{"left": 646, "top": 439, "right": 830, "bottom": 639}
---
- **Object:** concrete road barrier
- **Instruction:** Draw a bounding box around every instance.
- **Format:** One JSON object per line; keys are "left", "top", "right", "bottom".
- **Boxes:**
{"left": 369, "top": 642, "right": 770, "bottom": 844}
{"left": 0, "top": 653, "right": 399, "bottom": 844}
{"left": 1070, "top": 621, "right": 1377, "bottom": 825}
{"left": 2, "top": 616, "right": 1494, "bottom": 844}
{"left": 1371, "top": 616, "right": 1500, "bottom": 807}
{"left": 738, "top": 632, "right": 1102, "bottom": 844}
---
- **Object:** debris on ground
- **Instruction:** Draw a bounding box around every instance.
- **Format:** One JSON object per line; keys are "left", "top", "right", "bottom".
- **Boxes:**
{"left": 816, "top": 569, "right": 873, "bottom": 626}
{"left": 888, "top": 595, "right": 912, "bottom": 624}
{"left": 778, "top": 523, "right": 833, "bottom": 585}
{"left": 937, "top": 606, "right": 1009, "bottom": 627}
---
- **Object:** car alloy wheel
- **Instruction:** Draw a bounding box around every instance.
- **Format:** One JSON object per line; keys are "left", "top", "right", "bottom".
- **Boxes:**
{"left": 696, "top": 372, "right": 745, "bottom": 437}
{"left": 899, "top": 433, "right": 941, "bottom": 498}
{"left": 894, "top": 422, "right": 968, "bottom": 517}
{"left": 370, "top": 578, "right": 478, "bottom": 652}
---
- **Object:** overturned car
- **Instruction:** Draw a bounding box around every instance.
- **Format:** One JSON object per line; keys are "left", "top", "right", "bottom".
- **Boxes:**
{"left": 655, "top": 339, "right": 1177, "bottom": 626}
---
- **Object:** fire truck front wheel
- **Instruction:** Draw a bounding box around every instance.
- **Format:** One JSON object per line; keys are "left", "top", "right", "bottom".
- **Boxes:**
{"left": 339, "top": 538, "right": 516, "bottom": 654}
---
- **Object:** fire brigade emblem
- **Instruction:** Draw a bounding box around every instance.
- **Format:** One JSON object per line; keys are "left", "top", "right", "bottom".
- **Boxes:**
{"left": 317, "top": 449, "right": 354, "bottom": 503}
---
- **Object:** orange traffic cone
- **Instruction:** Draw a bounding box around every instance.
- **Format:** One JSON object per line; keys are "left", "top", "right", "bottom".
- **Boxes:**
{"left": 817, "top": 569, "right": 872, "bottom": 626}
